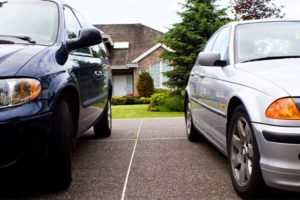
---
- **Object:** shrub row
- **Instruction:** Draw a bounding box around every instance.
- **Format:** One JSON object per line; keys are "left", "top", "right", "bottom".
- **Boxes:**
{"left": 148, "top": 90, "right": 185, "bottom": 112}
{"left": 112, "top": 96, "right": 151, "bottom": 105}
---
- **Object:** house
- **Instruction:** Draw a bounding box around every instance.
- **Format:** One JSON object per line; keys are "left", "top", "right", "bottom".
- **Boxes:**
{"left": 95, "top": 24, "right": 173, "bottom": 96}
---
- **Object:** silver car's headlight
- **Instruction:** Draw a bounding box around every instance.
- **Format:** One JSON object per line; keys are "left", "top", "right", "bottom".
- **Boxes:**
{"left": 0, "top": 78, "right": 41, "bottom": 108}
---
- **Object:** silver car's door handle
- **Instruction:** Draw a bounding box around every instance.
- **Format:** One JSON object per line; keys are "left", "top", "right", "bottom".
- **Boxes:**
{"left": 191, "top": 72, "right": 205, "bottom": 79}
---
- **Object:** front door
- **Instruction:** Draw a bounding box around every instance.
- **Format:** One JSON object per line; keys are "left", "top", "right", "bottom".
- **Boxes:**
{"left": 113, "top": 75, "right": 128, "bottom": 96}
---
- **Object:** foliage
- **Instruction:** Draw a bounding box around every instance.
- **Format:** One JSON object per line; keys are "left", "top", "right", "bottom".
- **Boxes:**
{"left": 111, "top": 96, "right": 150, "bottom": 105}
{"left": 231, "top": 0, "right": 285, "bottom": 20}
{"left": 164, "top": 95, "right": 185, "bottom": 112}
{"left": 112, "top": 105, "right": 184, "bottom": 119}
{"left": 148, "top": 92, "right": 170, "bottom": 111}
{"left": 159, "top": 0, "right": 230, "bottom": 90}
{"left": 148, "top": 90, "right": 185, "bottom": 112}
{"left": 137, "top": 72, "right": 155, "bottom": 97}
{"left": 0, "top": 1, "right": 7, "bottom": 8}
{"left": 154, "top": 88, "right": 171, "bottom": 94}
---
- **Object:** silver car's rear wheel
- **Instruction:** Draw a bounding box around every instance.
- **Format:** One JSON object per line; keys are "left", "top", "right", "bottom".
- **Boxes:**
{"left": 185, "top": 98, "right": 203, "bottom": 142}
{"left": 228, "top": 105, "right": 264, "bottom": 199}
{"left": 230, "top": 117, "right": 253, "bottom": 187}
{"left": 186, "top": 101, "right": 192, "bottom": 137}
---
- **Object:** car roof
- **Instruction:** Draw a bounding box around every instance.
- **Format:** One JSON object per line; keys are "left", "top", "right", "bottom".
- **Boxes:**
{"left": 229, "top": 19, "right": 300, "bottom": 27}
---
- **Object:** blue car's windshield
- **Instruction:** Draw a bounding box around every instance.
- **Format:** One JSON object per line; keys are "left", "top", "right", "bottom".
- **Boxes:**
{"left": 0, "top": 0, "right": 59, "bottom": 44}
{"left": 235, "top": 22, "right": 300, "bottom": 63}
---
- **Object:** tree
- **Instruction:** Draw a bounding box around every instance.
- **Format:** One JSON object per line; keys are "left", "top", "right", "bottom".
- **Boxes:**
{"left": 232, "top": 0, "right": 285, "bottom": 20}
{"left": 159, "top": 0, "right": 229, "bottom": 90}
{"left": 137, "top": 72, "right": 154, "bottom": 97}
{"left": 0, "top": 1, "right": 8, "bottom": 8}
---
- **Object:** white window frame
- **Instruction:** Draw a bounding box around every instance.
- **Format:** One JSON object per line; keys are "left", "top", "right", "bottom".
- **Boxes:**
{"left": 150, "top": 61, "right": 172, "bottom": 88}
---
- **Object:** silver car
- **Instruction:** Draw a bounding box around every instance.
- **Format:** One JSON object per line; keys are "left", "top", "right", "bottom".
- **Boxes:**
{"left": 185, "top": 20, "right": 300, "bottom": 198}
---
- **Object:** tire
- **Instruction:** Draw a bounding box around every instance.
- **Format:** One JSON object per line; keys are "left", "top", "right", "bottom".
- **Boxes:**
{"left": 94, "top": 99, "right": 112, "bottom": 138}
{"left": 228, "top": 105, "right": 264, "bottom": 199}
{"left": 185, "top": 98, "right": 203, "bottom": 142}
{"left": 47, "top": 99, "right": 73, "bottom": 191}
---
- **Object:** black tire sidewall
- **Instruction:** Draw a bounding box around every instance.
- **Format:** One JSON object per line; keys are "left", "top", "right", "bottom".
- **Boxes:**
{"left": 227, "top": 105, "right": 263, "bottom": 198}
{"left": 94, "top": 99, "right": 112, "bottom": 138}
{"left": 47, "top": 99, "right": 73, "bottom": 190}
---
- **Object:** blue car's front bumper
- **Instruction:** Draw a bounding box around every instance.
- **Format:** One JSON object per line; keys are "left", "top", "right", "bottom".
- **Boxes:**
{"left": 0, "top": 103, "right": 52, "bottom": 182}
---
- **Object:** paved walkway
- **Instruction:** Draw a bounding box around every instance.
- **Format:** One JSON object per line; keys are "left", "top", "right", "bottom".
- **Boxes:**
{"left": 5, "top": 118, "right": 298, "bottom": 199}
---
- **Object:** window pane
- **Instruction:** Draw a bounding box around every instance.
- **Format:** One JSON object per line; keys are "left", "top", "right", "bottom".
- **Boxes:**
{"left": 212, "top": 26, "right": 231, "bottom": 60}
{"left": 0, "top": 1, "right": 58, "bottom": 43}
{"left": 150, "top": 62, "right": 161, "bottom": 88}
{"left": 64, "top": 7, "right": 81, "bottom": 39}
{"left": 162, "top": 63, "right": 171, "bottom": 87}
{"left": 204, "top": 31, "right": 220, "bottom": 52}
{"left": 127, "top": 76, "right": 133, "bottom": 94}
{"left": 235, "top": 22, "right": 300, "bottom": 63}
{"left": 64, "top": 7, "right": 91, "bottom": 55}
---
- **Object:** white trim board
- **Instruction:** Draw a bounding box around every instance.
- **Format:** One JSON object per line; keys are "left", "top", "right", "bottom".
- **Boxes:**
{"left": 132, "top": 43, "right": 174, "bottom": 63}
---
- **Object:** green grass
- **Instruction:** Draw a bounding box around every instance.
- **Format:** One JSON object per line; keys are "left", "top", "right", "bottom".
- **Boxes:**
{"left": 112, "top": 104, "right": 184, "bottom": 119}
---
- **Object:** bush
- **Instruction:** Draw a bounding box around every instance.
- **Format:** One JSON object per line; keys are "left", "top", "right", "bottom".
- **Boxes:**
{"left": 164, "top": 95, "right": 184, "bottom": 112}
{"left": 111, "top": 96, "right": 127, "bottom": 105}
{"left": 154, "top": 88, "right": 171, "bottom": 94}
{"left": 112, "top": 96, "right": 151, "bottom": 105}
{"left": 148, "top": 90, "right": 184, "bottom": 112}
{"left": 137, "top": 72, "right": 154, "bottom": 97}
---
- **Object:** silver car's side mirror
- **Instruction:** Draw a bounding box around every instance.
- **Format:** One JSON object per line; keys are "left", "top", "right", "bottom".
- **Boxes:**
{"left": 198, "top": 52, "right": 226, "bottom": 67}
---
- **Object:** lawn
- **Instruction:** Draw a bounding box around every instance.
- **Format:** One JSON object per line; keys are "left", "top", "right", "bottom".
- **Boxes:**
{"left": 112, "top": 104, "right": 184, "bottom": 119}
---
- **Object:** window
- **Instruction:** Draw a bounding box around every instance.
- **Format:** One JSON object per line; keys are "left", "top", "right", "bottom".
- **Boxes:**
{"left": 150, "top": 62, "right": 172, "bottom": 88}
{"left": 0, "top": 1, "right": 58, "bottom": 43}
{"left": 64, "top": 6, "right": 91, "bottom": 55}
{"left": 212, "top": 26, "right": 231, "bottom": 60}
{"left": 235, "top": 22, "right": 300, "bottom": 63}
{"left": 204, "top": 31, "right": 220, "bottom": 52}
{"left": 64, "top": 7, "right": 81, "bottom": 39}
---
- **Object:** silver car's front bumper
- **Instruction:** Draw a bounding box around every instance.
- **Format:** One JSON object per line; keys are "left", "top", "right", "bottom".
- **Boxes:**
{"left": 253, "top": 123, "right": 300, "bottom": 192}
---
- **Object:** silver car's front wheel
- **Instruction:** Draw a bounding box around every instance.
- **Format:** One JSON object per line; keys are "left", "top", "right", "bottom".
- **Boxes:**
{"left": 228, "top": 105, "right": 264, "bottom": 199}
{"left": 230, "top": 117, "right": 253, "bottom": 187}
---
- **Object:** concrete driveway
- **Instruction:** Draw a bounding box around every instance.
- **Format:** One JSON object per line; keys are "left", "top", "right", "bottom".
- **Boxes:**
{"left": 2, "top": 118, "right": 299, "bottom": 200}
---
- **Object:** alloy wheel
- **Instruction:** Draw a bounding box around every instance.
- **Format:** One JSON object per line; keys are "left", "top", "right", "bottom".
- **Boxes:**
{"left": 186, "top": 101, "right": 192, "bottom": 136}
{"left": 107, "top": 100, "right": 112, "bottom": 131}
{"left": 230, "top": 117, "right": 254, "bottom": 187}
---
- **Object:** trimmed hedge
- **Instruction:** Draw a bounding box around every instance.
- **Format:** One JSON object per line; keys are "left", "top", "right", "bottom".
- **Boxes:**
{"left": 148, "top": 90, "right": 184, "bottom": 112}
{"left": 112, "top": 96, "right": 151, "bottom": 105}
{"left": 137, "top": 72, "right": 154, "bottom": 97}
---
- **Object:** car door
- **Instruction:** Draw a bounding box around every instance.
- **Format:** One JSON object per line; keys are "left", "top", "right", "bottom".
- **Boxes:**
{"left": 64, "top": 6, "right": 104, "bottom": 133}
{"left": 193, "top": 26, "right": 231, "bottom": 150}
{"left": 190, "top": 30, "right": 220, "bottom": 125}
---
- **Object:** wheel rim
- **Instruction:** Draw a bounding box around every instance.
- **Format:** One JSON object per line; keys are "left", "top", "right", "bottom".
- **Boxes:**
{"left": 186, "top": 101, "right": 192, "bottom": 136}
{"left": 108, "top": 100, "right": 112, "bottom": 131}
{"left": 230, "top": 117, "right": 254, "bottom": 187}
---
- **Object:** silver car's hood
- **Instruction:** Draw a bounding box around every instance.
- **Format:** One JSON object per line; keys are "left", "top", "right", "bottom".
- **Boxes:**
{"left": 236, "top": 58, "right": 300, "bottom": 96}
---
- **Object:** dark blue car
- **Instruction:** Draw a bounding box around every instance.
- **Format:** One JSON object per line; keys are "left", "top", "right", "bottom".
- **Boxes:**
{"left": 0, "top": 0, "right": 112, "bottom": 189}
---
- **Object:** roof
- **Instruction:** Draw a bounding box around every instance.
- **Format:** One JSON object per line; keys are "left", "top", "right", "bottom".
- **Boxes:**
{"left": 94, "top": 24, "right": 163, "bottom": 66}
{"left": 229, "top": 19, "right": 300, "bottom": 26}
{"left": 132, "top": 43, "right": 174, "bottom": 63}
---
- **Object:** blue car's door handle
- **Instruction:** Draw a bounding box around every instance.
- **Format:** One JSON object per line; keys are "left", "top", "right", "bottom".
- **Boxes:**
{"left": 94, "top": 71, "right": 104, "bottom": 79}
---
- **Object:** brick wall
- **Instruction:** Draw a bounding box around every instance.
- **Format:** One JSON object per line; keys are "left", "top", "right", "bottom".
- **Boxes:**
{"left": 133, "top": 47, "right": 165, "bottom": 96}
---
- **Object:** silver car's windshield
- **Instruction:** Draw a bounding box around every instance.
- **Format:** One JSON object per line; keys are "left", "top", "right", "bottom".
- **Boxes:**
{"left": 235, "top": 22, "right": 300, "bottom": 63}
{"left": 0, "top": 0, "right": 58, "bottom": 44}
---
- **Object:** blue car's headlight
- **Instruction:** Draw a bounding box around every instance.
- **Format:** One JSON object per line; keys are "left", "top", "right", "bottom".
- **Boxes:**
{"left": 0, "top": 78, "right": 41, "bottom": 108}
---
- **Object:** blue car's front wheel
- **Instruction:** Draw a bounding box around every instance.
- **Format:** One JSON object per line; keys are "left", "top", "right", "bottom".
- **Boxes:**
{"left": 46, "top": 99, "right": 73, "bottom": 191}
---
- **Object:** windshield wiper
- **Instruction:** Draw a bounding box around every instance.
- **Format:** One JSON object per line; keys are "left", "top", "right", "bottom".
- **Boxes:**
{"left": 242, "top": 56, "right": 300, "bottom": 63}
{"left": 0, "top": 35, "right": 36, "bottom": 44}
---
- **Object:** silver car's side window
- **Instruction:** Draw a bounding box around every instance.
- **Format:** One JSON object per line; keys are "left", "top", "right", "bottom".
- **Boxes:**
{"left": 212, "top": 26, "right": 231, "bottom": 61}
{"left": 204, "top": 31, "right": 220, "bottom": 52}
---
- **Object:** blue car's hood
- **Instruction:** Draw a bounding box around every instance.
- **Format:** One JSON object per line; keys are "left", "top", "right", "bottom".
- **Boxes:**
{"left": 0, "top": 44, "right": 48, "bottom": 76}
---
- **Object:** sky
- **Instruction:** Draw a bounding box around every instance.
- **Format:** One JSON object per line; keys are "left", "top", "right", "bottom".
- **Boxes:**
{"left": 63, "top": 0, "right": 300, "bottom": 33}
